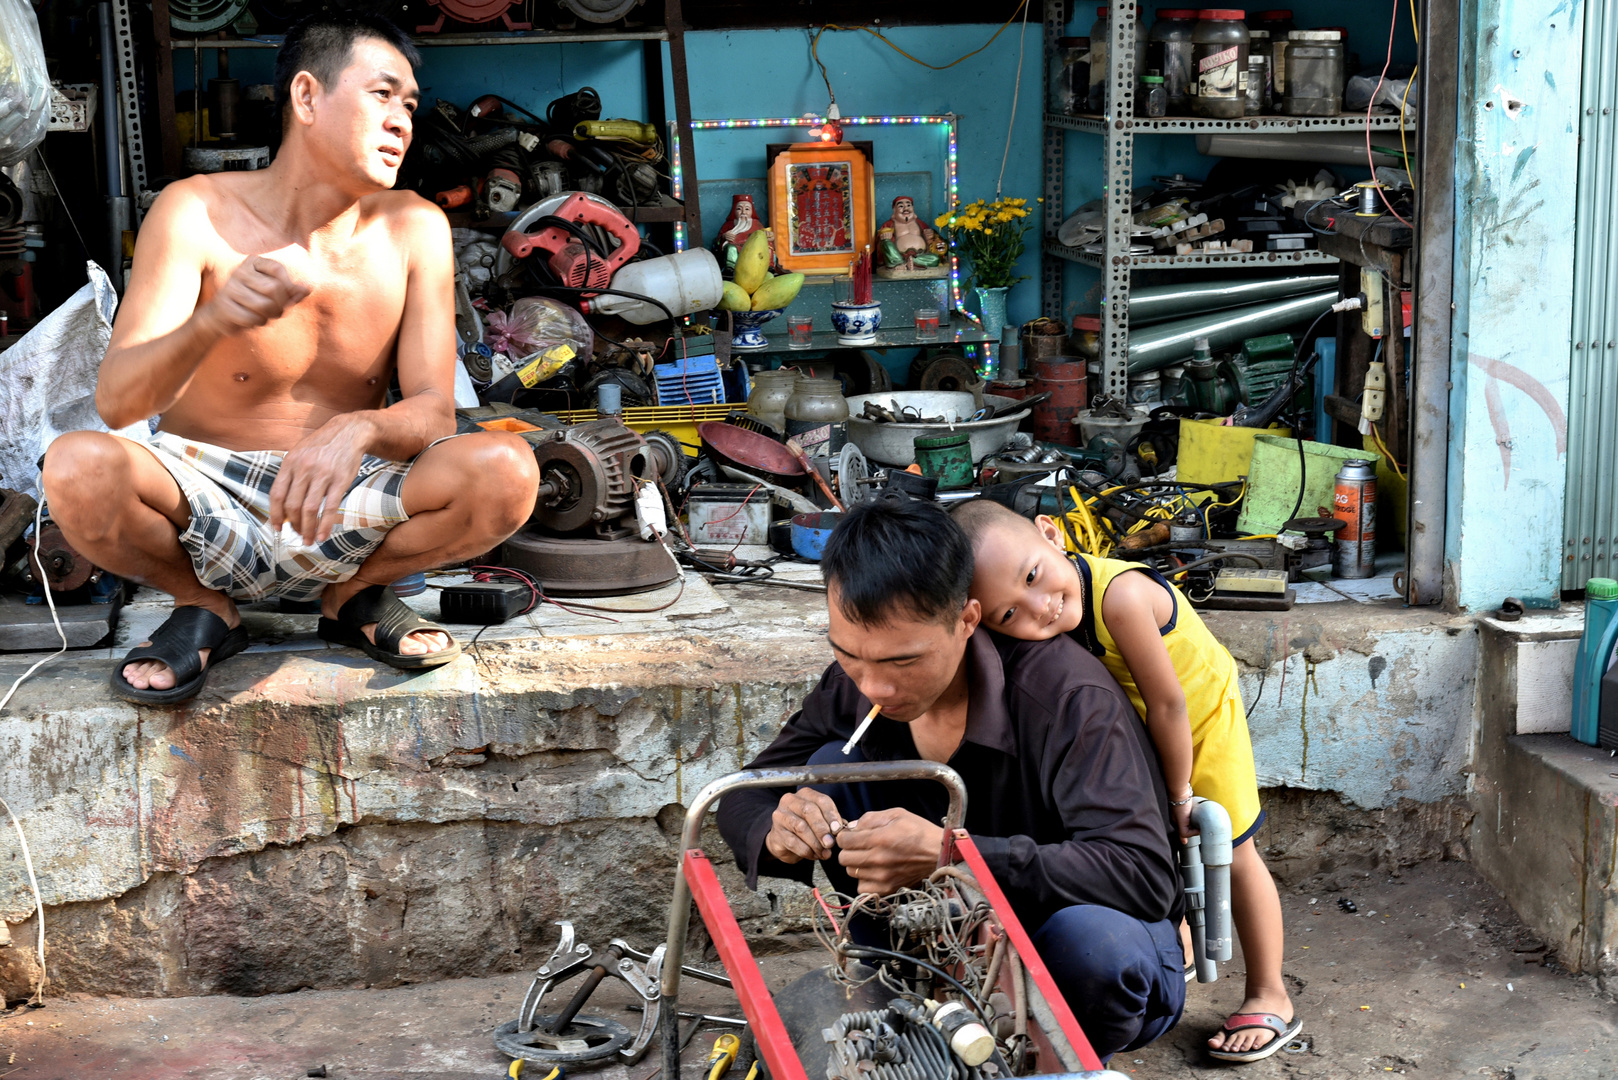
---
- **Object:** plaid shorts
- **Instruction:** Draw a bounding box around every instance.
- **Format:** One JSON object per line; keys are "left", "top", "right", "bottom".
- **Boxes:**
{"left": 143, "top": 431, "right": 439, "bottom": 603}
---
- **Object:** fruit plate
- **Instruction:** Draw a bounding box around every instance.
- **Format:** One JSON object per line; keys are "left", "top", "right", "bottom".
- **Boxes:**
{"left": 729, "top": 309, "right": 785, "bottom": 350}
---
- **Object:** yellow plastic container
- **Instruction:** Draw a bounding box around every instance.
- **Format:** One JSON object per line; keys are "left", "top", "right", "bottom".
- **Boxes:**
{"left": 1177, "top": 419, "right": 1291, "bottom": 500}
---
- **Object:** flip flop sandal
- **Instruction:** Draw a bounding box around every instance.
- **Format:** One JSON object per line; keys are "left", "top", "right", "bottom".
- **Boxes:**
{"left": 1207, "top": 1012, "right": 1304, "bottom": 1063}
{"left": 317, "top": 583, "right": 462, "bottom": 670}
{"left": 110, "top": 607, "right": 250, "bottom": 705}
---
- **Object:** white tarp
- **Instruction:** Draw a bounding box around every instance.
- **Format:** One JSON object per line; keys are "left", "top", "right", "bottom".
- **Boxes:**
{"left": 0, "top": 261, "right": 146, "bottom": 498}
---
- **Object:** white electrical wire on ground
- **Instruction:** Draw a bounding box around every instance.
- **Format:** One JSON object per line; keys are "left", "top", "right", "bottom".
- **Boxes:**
{"left": 0, "top": 496, "right": 69, "bottom": 713}
{"left": 0, "top": 795, "right": 48, "bottom": 1005}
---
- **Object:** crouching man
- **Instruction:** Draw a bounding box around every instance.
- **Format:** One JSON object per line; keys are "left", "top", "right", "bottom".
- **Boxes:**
{"left": 716, "top": 496, "right": 1187, "bottom": 1062}
{"left": 41, "top": 14, "right": 539, "bottom": 704}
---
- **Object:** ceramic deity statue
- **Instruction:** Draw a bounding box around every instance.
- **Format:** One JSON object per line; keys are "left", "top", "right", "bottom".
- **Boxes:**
{"left": 712, "top": 194, "right": 775, "bottom": 278}
{"left": 875, "top": 195, "right": 950, "bottom": 279}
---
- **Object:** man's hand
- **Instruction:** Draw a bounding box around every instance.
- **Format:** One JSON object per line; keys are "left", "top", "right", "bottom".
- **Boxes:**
{"left": 199, "top": 256, "right": 310, "bottom": 336}
{"left": 764, "top": 788, "right": 845, "bottom": 865}
{"left": 836, "top": 807, "right": 945, "bottom": 896}
{"left": 269, "top": 414, "right": 377, "bottom": 545}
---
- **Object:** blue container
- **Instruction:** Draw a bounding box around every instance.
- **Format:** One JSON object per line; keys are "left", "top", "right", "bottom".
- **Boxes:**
{"left": 790, "top": 511, "right": 843, "bottom": 562}
{"left": 1572, "top": 577, "right": 1618, "bottom": 745}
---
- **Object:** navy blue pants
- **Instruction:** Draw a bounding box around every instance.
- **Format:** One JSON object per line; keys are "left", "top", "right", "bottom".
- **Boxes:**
{"left": 807, "top": 742, "right": 1185, "bottom": 1062}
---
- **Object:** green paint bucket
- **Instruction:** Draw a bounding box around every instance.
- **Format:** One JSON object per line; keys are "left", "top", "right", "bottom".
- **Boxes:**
{"left": 913, "top": 431, "right": 975, "bottom": 490}
{"left": 1236, "top": 434, "right": 1376, "bottom": 535}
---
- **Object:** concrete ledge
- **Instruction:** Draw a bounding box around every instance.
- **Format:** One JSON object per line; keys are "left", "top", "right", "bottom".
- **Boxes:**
{"left": 0, "top": 582, "right": 1486, "bottom": 1001}
{"left": 1471, "top": 612, "right": 1618, "bottom": 988}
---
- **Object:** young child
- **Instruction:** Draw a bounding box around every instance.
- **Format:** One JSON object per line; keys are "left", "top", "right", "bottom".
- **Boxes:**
{"left": 954, "top": 499, "right": 1298, "bottom": 1064}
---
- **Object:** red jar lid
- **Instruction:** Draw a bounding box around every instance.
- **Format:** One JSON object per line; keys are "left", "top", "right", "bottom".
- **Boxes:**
{"left": 1198, "top": 9, "right": 1247, "bottom": 19}
{"left": 1073, "top": 315, "right": 1103, "bottom": 331}
{"left": 1157, "top": 8, "right": 1198, "bottom": 16}
{"left": 1097, "top": 6, "right": 1110, "bottom": 15}
{"left": 1252, "top": 8, "right": 1293, "bottom": 18}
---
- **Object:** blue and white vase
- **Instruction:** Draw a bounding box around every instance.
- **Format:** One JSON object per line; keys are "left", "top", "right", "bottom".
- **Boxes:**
{"left": 831, "top": 301, "right": 882, "bottom": 345}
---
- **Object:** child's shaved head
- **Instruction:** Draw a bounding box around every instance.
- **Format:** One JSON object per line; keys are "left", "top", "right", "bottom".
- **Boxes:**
{"left": 953, "top": 498, "right": 1043, "bottom": 549}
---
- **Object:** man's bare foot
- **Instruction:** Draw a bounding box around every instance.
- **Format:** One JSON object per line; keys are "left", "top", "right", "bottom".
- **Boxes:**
{"left": 1207, "top": 989, "right": 1294, "bottom": 1055}
{"left": 318, "top": 591, "right": 450, "bottom": 656}
{"left": 122, "top": 597, "right": 241, "bottom": 691}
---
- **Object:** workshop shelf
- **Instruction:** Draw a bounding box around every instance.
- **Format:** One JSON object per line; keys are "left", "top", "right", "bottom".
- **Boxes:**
{"left": 1043, "top": 111, "right": 1416, "bottom": 134}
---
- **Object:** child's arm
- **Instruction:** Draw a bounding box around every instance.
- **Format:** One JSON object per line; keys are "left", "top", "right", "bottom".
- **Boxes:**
{"left": 1102, "top": 571, "right": 1196, "bottom": 840}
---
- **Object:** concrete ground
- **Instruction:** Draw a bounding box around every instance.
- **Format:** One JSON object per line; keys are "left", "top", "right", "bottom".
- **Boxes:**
{"left": 2, "top": 860, "right": 1613, "bottom": 1080}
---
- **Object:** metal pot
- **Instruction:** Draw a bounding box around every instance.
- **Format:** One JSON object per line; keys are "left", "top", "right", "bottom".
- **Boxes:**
{"left": 844, "top": 391, "right": 1031, "bottom": 467}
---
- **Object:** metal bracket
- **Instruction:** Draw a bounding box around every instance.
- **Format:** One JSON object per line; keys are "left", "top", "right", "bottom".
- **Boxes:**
{"left": 109, "top": 0, "right": 148, "bottom": 198}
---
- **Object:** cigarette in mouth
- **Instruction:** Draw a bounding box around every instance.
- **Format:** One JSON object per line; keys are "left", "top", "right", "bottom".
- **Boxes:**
{"left": 841, "top": 703, "right": 882, "bottom": 755}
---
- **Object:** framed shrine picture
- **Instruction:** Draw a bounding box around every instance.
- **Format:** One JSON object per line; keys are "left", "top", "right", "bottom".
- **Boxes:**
{"left": 767, "top": 141, "right": 875, "bottom": 275}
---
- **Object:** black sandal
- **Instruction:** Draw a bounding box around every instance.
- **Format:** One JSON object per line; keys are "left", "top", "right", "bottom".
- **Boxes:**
{"left": 110, "top": 607, "right": 250, "bottom": 704}
{"left": 317, "top": 583, "right": 462, "bottom": 670}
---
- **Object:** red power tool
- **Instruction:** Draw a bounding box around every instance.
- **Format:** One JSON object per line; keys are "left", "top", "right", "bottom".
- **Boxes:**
{"left": 500, "top": 192, "right": 641, "bottom": 289}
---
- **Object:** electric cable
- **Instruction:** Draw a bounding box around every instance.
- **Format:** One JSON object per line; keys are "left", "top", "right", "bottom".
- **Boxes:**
{"left": 0, "top": 498, "right": 69, "bottom": 714}
{"left": 996, "top": 0, "right": 1033, "bottom": 197}
{"left": 813, "top": 3, "right": 1031, "bottom": 73}
{"left": 0, "top": 795, "right": 47, "bottom": 1006}
{"left": 1366, "top": 0, "right": 1414, "bottom": 228}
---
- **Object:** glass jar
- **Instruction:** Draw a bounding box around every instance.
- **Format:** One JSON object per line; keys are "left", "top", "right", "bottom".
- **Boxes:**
{"left": 1071, "top": 314, "right": 1103, "bottom": 361}
{"left": 784, "top": 377, "right": 850, "bottom": 456}
{"left": 746, "top": 369, "right": 800, "bottom": 435}
{"left": 1089, "top": 7, "right": 1149, "bottom": 113}
{"left": 1190, "top": 9, "right": 1250, "bottom": 119}
{"left": 1049, "top": 36, "right": 1091, "bottom": 115}
{"left": 1249, "top": 9, "right": 1294, "bottom": 102}
{"left": 1138, "top": 74, "right": 1168, "bottom": 117}
{"left": 1148, "top": 9, "right": 1198, "bottom": 113}
{"left": 1284, "top": 30, "right": 1344, "bottom": 116}
{"left": 1245, "top": 30, "right": 1270, "bottom": 113}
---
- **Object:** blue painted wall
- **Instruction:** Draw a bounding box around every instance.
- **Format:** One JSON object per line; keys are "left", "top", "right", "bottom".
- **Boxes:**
{"left": 1446, "top": 0, "right": 1582, "bottom": 609}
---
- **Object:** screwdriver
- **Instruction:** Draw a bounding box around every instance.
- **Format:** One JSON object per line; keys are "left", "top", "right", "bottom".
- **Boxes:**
{"left": 706, "top": 1033, "right": 741, "bottom": 1080}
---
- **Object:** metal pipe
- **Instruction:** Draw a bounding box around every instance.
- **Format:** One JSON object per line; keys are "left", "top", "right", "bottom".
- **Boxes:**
{"left": 1127, "top": 291, "right": 1338, "bottom": 374}
{"left": 1129, "top": 274, "right": 1337, "bottom": 326}
{"left": 659, "top": 762, "right": 968, "bottom": 1080}
{"left": 1408, "top": 0, "right": 1457, "bottom": 606}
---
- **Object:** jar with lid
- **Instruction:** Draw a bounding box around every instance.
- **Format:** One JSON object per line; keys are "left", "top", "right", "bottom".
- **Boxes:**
{"left": 1245, "top": 30, "right": 1270, "bottom": 113}
{"left": 1249, "top": 9, "right": 1294, "bottom": 101}
{"left": 1088, "top": 7, "right": 1149, "bottom": 113}
{"left": 1190, "top": 10, "right": 1250, "bottom": 119}
{"left": 1138, "top": 74, "right": 1168, "bottom": 117}
{"left": 1071, "top": 314, "right": 1102, "bottom": 361}
{"left": 1283, "top": 30, "right": 1344, "bottom": 116}
{"left": 1049, "top": 37, "right": 1091, "bottom": 115}
{"left": 1147, "top": 9, "right": 1198, "bottom": 112}
{"left": 746, "top": 368, "right": 801, "bottom": 434}
{"left": 784, "top": 377, "right": 850, "bottom": 457}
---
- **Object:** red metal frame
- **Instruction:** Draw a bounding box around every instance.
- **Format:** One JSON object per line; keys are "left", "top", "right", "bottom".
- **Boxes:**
{"left": 683, "top": 849, "right": 813, "bottom": 1080}
{"left": 681, "top": 833, "right": 1103, "bottom": 1079}
{"left": 952, "top": 832, "right": 1103, "bottom": 1072}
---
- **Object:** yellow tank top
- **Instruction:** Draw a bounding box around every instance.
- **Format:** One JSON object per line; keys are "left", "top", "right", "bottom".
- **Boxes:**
{"left": 1069, "top": 553, "right": 1242, "bottom": 725}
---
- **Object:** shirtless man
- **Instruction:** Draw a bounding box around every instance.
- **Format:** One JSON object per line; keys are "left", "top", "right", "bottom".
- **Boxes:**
{"left": 876, "top": 196, "right": 947, "bottom": 272}
{"left": 40, "top": 14, "right": 540, "bottom": 704}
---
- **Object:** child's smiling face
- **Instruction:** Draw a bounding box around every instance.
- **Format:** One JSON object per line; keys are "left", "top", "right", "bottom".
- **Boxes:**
{"left": 969, "top": 514, "right": 1086, "bottom": 640}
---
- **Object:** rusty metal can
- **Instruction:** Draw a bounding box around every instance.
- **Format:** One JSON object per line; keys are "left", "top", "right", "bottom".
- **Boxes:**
{"left": 1331, "top": 458, "right": 1377, "bottom": 579}
{"left": 1029, "top": 357, "right": 1087, "bottom": 446}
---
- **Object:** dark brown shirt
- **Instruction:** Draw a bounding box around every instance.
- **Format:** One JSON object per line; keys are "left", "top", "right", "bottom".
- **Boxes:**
{"left": 716, "top": 629, "right": 1184, "bottom": 929}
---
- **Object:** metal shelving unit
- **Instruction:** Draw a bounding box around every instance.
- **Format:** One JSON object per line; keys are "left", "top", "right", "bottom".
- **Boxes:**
{"left": 1040, "top": 0, "right": 1417, "bottom": 400}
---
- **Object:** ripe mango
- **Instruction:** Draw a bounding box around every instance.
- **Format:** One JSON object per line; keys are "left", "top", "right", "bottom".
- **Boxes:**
{"left": 733, "top": 231, "right": 771, "bottom": 294}
{"left": 718, "top": 281, "right": 752, "bottom": 312}
{"left": 750, "top": 271, "right": 805, "bottom": 311}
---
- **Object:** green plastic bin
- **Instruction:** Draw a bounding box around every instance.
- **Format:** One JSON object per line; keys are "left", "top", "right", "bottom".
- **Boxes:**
{"left": 1235, "top": 434, "right": 1377, "bottom": 536}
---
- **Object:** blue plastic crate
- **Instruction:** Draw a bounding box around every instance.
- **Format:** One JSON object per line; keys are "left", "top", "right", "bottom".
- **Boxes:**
{"left": 654, "top": 353, "right": 724, "bottom": 407}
